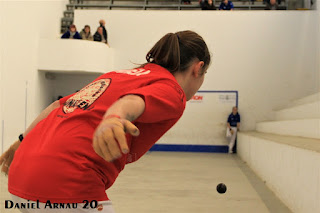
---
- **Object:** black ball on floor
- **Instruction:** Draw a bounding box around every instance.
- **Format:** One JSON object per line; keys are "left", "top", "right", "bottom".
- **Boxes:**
{"left": 216, "top": 183, "right": 227, "bottom": 194}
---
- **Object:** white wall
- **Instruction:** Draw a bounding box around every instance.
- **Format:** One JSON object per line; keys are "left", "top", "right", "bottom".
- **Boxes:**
{"left": 0, "top": 1, "right": 4, "bottom": 153}
{"left": 158, "top": 92, "right": 237, "bottom": 145}
{"left": 0, "top": 3, "right": 319, "bottom": 151}
{"left": 0, "top": 0, "right": 68, "bottom": 153}
{"left": 53, "top": 73, "right": 101, "bottom": 101}
{"left": 75, "top": 10, "right": 319, "bottom": 134}
{"left": 312, "top": 0, "right": 320, "bottom": 94}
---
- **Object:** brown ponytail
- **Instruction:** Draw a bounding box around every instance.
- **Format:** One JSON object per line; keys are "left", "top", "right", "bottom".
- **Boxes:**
{"left": 146, "top": 30, "right": 211, "bottom": 74}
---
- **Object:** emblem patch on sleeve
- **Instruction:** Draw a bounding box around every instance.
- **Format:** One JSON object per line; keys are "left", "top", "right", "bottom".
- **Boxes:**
{"left": 63, "top": 79, "right": 111, "bottom": 114}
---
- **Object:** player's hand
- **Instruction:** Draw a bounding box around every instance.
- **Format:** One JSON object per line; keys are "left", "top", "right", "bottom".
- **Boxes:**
{"left": 93, "top": 116, "right": 140, "bottom": 162}
{"left": 0, "top": 140, "right": 20, "bottom": 175}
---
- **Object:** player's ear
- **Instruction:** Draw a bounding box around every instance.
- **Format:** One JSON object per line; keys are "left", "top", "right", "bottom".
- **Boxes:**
{"left": 193, "top": 61, "right": 205, "bottom": 78}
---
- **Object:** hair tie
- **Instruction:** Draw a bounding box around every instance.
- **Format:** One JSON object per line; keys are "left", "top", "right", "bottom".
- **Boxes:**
{"left": 176, "top": 34, "right": 180, "bottom": 42}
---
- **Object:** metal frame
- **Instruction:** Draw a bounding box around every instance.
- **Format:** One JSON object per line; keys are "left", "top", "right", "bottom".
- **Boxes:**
{"left": 67, "top": 1, "right": 268, "bottom": 10}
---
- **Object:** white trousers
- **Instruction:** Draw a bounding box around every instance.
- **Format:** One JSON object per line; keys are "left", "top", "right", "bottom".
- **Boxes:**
{"left": 228, "top": 127, "right": 237, "bottom": 153}
{"left": 10, "top": 194, "right": 116, "bottom": 213}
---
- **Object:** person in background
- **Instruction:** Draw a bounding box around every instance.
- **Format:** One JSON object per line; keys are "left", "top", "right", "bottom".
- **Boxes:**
{"left": 99, "top": 19, "right": 108, "bottom": 44}
{"left": 227, "top": 106, "right": 240, "bottom": 153}
{"left": 264, "top": 0, "right": 281, "bottom": 5}
{"left": 247, "top": 0, "right": 256, "bottom": 5}
{"left": 219, "top": 0, "right": 234, "bottom": 10}
{"left": 265, "top": 0, "right": 279, "bottom": 10}
{"left": 61, "top": 24, "right": 82, "bottom": 39}
{"left": 200, "top": 0, "right": 216, "bottom": 10}
{"left": 94, "top": 27, "right": 108, "bottom": 45}
{"left": 80, "top": 25, "right": 93, "bottom": 41}
{"left": 182, "top": 0, "right": 192, "bottom": 4}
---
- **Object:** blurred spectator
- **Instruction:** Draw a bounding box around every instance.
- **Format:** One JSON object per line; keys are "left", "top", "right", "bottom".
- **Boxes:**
{"left": 219, "top": 0, "right": 234, "bottom": 10}
{"left": 61, "top": 24, "right": 82, "bottom": 39}
{"left": 265, "top": 0, "right": 279, "bottom": 9}
{"left": 182, "top": 0, "right": 191, "bottom": 4}
{"left": 99, "top": 20, "right": 108, "bottom": 44}
{"left": 264, "top": 0, "right": 282, "bottom": 4}
{"left": 80, "top": 25, "right": 93, "bottom": 41}
{"left": 227, "top": 106, "right": 240, "bottom": 154}
{"left": 94, "top": 27, "right": 108, "bottom": 44}
{"left": 240, "top": 0, "right": 255, "bottom": 4}
{"left": 200, "top": 0, "right": 216, "bottom": 10}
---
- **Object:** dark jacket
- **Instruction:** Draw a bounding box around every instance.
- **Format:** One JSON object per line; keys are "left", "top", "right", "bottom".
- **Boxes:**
{"left": 94, "top": 32, "right": 106, "bottom": 43}
{"left": 61, "top": 31, "right": 82, "bottom": 39}
{"left": 227, "top": 113, "right": 241, "bottom": 127}
{"left": 200, "top": 0, "right": 216, "bottom": 10}
{"left": 265, "top": 2, "right": 279, "bottom": 10}
{"left": 100, "top": 25, "right": 108, "bottom": 43}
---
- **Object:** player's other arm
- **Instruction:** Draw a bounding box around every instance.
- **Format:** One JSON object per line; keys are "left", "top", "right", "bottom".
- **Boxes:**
{"left": 237, "top": 115, "right": 240, "bottom": 131}
{"left": 93, "top": 95, "right": 145, "bottom": 162}
{"left": 24, "top": 100, "right": 60, "bottom": 138}
{"left": 227, "top": 116, "right": 234, "bottom": 134}
{"left": 227, "top": 115, "right": 231, "bottom": 129}
{"left": 0, "top": 100, "right": 60, "bottom": 174}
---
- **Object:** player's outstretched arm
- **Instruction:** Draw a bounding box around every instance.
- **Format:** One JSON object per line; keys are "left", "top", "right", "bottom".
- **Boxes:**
{"left": 93, "top": 95, "right": 145, "bottom": 162}
{"left": 24, "top": 100, "right": 61, "bottom": 137}
{"left": 0, "top": 100, "right": 60, "bottom": 175}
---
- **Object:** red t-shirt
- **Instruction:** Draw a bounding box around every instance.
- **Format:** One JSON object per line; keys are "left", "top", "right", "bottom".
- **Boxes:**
{"left": 8, "top": 64, "right": 186, "bottom": 203}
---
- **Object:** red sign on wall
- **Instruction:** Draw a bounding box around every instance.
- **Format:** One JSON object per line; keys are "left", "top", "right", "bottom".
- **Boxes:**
{"left": 190, "top": 95, "right": 204, "bottom": 102}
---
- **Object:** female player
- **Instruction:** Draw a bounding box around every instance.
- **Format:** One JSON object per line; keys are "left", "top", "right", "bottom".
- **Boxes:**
{"left": 0, "top": 30, "right": 211, "bottom": 212}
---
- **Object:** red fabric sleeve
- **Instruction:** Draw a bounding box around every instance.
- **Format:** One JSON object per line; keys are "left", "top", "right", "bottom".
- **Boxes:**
{"left": 122, "top": 80, "right": 186, "bottom": 123}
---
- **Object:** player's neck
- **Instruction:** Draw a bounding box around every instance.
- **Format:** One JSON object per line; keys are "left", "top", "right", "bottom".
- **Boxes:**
{"left": 173, "top": 72, "right": 188, "bottom": 94}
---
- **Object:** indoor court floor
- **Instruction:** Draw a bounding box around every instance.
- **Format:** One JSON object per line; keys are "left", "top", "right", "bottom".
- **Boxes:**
{"left": 1, "top": 152, "right": 292, "bottom": 213}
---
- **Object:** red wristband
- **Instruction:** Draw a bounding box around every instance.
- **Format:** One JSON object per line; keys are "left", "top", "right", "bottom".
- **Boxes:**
{"left": 103, "top": 114, "right": 121, "bottom": 120}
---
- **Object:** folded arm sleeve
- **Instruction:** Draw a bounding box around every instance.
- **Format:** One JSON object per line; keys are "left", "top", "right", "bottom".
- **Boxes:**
{"left": 121, "top": 80, "right": 185, "bottom": 123}
{"left": 227, "top": 115, "right": 231, "bottom": 123}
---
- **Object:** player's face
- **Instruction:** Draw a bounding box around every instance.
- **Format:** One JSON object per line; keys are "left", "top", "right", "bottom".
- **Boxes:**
{"left": 98, "top": 27, "right": 103, "bottom": 35}
{"left": 100, "top": 20, "right": 106, "bottom": 26}
{"left": 195, "top": 69, "right": 206, "bottom": 91}
{"left": 232, "top": 107, "right": 238, "bottom": 114}
{"left": 187, "top": 68, "right": 207, "bottom": 100}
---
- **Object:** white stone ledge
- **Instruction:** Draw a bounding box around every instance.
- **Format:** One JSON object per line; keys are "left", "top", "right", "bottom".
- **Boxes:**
{"left": 275, "top": 100, "right": 320, "bottom": 120}
{"left": 238, "top": 131, "right": 320, "bottom": 213}
{"left": 256, "top": 119, "right": 320, "bottom": 139}
{"left": 38, "top": 39, "right": 114, "bottom": 74}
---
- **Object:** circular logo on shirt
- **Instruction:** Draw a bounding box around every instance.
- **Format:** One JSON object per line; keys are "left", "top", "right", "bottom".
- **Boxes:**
{"left": 63, "top": 79, "right": 111, "bottom": 114}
